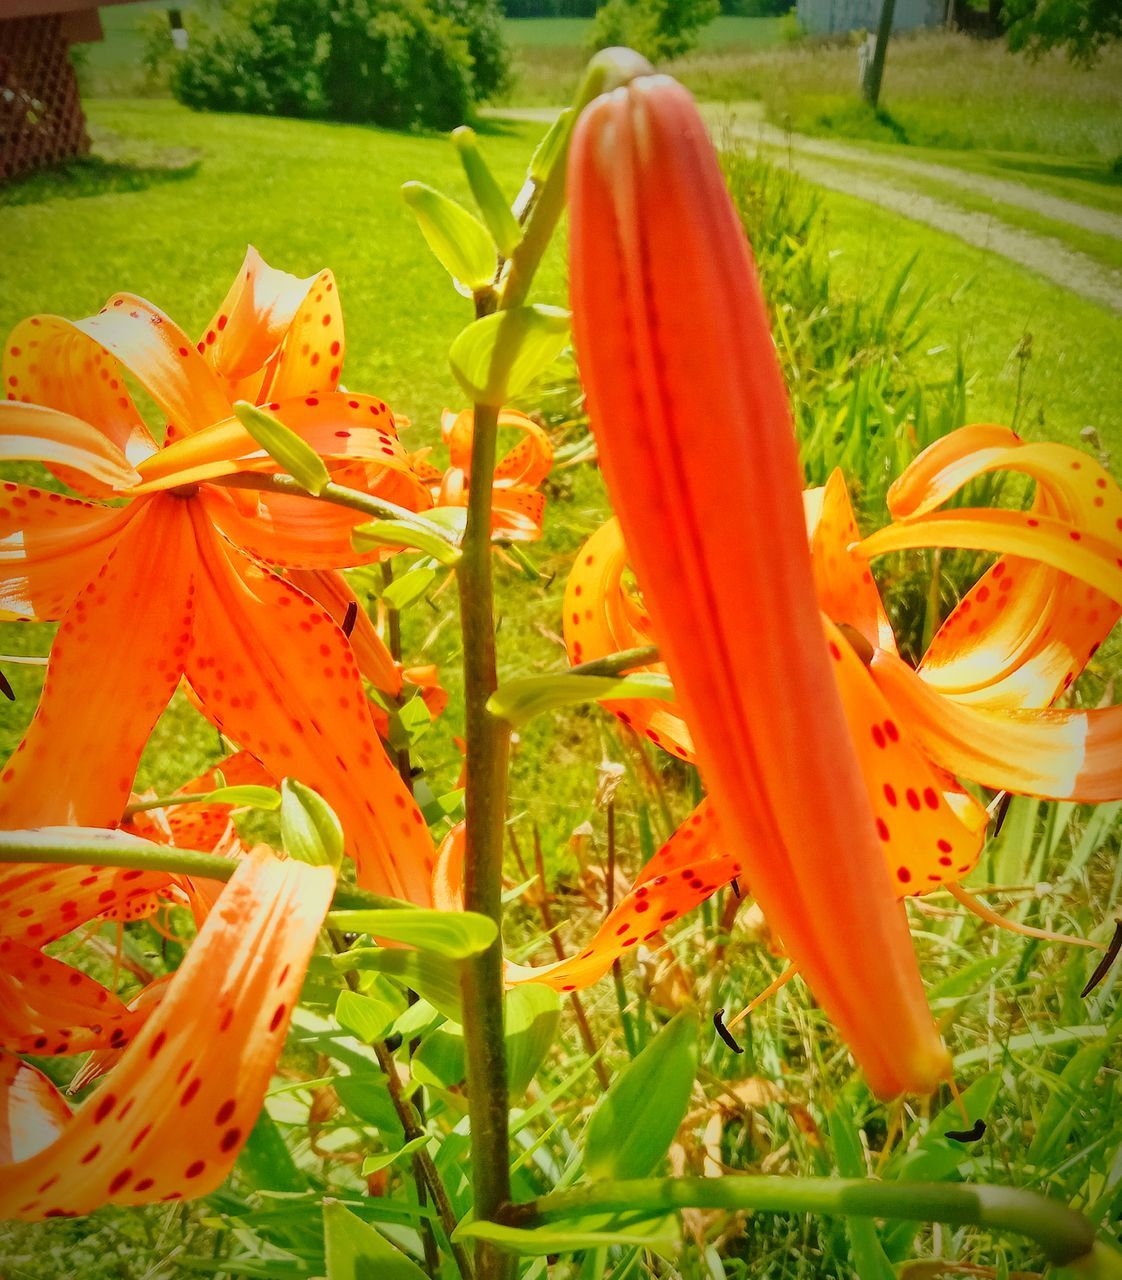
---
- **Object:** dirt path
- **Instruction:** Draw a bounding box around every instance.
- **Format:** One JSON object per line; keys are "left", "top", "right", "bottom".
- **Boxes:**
{"left": 490, "top": 105, "right": 1122, "bottom": 313}
{"left": 716, "top": 110, "right": 1122, "bottom": 243}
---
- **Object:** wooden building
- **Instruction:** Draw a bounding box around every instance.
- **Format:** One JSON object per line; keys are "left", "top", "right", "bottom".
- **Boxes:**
{"left": 0, "top": 0, "right": 142, "bottom": 181}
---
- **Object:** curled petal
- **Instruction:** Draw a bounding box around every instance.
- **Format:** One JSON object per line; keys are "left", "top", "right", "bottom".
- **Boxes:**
{"left": 200, "top": 247, "right": 320, "bottom": 390}
{"left": 872, "top": 649, "right": 1122, "bottom": 803}
{"left": 859, "top": 509, "right": 1122, "bottom": 611}
{"left": 185, "top": 517, "right": 435, "bottom": 902}
{"left": 258, "top": 268, "right": 344, "bottom": 401}
{"left": 442, "top": 408, "right": 554, "bottom": 487}
{"left": 0, "top": 483, "right": 134, "bottom": 622}
{"left": 0, "top": 1057, "right": 71, "bottom": 1166}
{"left": 0, "top": 858, "right": 172, "bottom": 948}
{"left": 2, "top": 317, "right": 157, "bottom": 482}
{"left": 0, "top": 942, "right": 144, "bottom": 1057}
{"left": 0, "top": 403, "right": 142, "bottom": 492}
{"left": 0, "top": 847, "right": 334, "bottom": 1220}
{"left": 807, "top": 470, "right": 895, "bottom": 654}
{"left": 0, "top": 495, "right": 196, "bottom": 829}
{"left": 884, "top": 426, "right": 1122, "bottom": 708}
{"left": 564, "top": 519, "right": 694, "bottom": 761}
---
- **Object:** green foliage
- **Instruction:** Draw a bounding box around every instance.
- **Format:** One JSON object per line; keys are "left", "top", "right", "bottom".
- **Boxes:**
{"left": 323, "top": 1200, "right": 429, "bottom": 1278}
{"left": 588, "top": 0, "right": 720, "bottom": 62}
{"left": 172, "top": 0, "right": 510, "bottom": 130}
{"left": 1004, "top": 0, "right": 1122, "bottom": 65}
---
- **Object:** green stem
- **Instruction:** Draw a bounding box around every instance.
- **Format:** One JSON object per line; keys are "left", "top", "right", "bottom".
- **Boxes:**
{"left": 457, "top": 397, "right": 515, "bottom": 1280}
{"left": 501, "top": 1177, "right": 1103, "bottom": 1268}
{"left": 215, "top": 473, "right": 460, "bottom": 556}
{"left": 568, "top": 645, "right": 660, "bottom": 678}
{"left": 0, "top": 836, "right": 407, "bottom": 912}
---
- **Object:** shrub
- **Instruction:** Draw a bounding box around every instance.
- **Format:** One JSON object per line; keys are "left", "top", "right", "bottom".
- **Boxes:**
{"left": 171, "top": 0, "right": 510, "bottom": 131}
{"left": 587, "top": 0, "right": 720, "bottom": 63}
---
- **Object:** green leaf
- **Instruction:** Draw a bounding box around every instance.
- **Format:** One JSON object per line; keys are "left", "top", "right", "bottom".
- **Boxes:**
{"left": 233, "top": 401, "right": 329, "bottom": 496}
{"left": 236, "top": 1109, "right": 307, "bottom": 1194}
{"left": 829, "top": 1101, "right": 895, "bottom": 1280}
{"left": 340, "top": 949, "right": 465, "bottom": 1022}
{"left": 506, "top": 984, "right": 561, "bottom": 1099}
{"left": 352, "top": 519, "right": 461, "bottom": 567}
{"left": 449, "top": 304, "right": 570, "bottom": 407}
{"left": 323, "top": 1200, "right": 428, "bottom": 1280}
{"left": 413, "top": 1022, "right": 466, "bottom": 1090}
{"left": 360, "top": 1134, "right": 431, "bottom": 1177}
{"left": 455, "top": 1213, "right": 680, "bottom": 1257}
{"left": 584, "top": 1011, "right": 698, "bottom": 1180}
{"left": 381, "top": 566, "right": 437, "bottom": 612}
{"left": 334, "top": 1073, "right": 405, "bottom": 1138}
{"left": 528, "top": 108, "right": 572, "bottom": 183}
{"left": 327, "top": 909, "right": 496, "bottom": 959}
{"left": 488, "top": 671, "right": 674, "bottom": 728}
{"left": 453, "top": 127, "right": 522, "bottom": 258}
{"left": 335, "top": 990, "right": 397, "bottom": 1046}
{"left": 280, "top": 779, "right": 344, "bottom": 869}
{"left": 401, "top": 181, "right": 496, "bottom": 292}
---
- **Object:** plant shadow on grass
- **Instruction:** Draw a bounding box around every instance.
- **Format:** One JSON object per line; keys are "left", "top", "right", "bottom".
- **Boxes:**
{"left": 0, "top": 136, "right": 201, "bottom": 209}
{"left": 988, "top": 152, "right": 1122, "bottom": 189}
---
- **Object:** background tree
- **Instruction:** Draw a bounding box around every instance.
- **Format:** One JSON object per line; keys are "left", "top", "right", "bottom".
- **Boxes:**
{"left": 1002, "top": 0, "right": 1122, "bottom": 63}
{"left": 587, "top": 0, "right": 719, "bottom": 63}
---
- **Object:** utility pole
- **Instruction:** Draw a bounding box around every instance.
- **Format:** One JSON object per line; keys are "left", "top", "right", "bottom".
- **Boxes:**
{"left": 862, "top": 0, "right": 897, "bottom": 108}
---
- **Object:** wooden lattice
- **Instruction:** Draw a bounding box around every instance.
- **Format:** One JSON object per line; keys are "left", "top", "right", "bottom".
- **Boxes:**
{"left": 0, "top": 14, "right": 90, "bottom": 183}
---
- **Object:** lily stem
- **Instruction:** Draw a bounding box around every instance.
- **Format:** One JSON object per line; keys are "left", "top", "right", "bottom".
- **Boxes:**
{"left": 500, "top": 1177, "right": 1102, "bottom": 1269}
{"left": 330, "top": 930, "right": 472, "bottom": 1280}
{"left": 456, "top": 396, "right": 515, "bottom": 1280}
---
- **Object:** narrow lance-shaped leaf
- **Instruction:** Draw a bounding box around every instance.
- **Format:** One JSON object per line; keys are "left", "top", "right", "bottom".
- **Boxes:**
{"left": 488, "top": 670, "right": 675, "bottom": 728}
{"left": 401, "top": 181, "right": 497, "bottom": 293}
{"left": 454, "top": 126, "right": 522, "bottom": 258}
{"left": 352, "top": 518, "right": 462, "bottom": 568}
{"left": 233, "top": 400, "right": 329, "bottom": 496}
{"left": 583, "top": 1010, "right": 698, "bottom": 1180}
{"left": 326, "top": 908, "right": 497, "bottom": 959}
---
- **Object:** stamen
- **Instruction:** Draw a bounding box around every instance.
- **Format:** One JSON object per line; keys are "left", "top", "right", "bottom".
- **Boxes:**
{"left": 341, "top": 601, "right": 358, "bottom": 637}
{"left": 1081, "top": 919, "right": 1122, "bottom": 998}
{"left": 724, "top": 961, "right": 800, "bottom": 1032}
{"left": 947, "top": 883, "right": 1105, "bottom": 950}
{"left": 730, "top": 877, "right": 741, "bottom": 899}
{"left": 987, "top": 790, "right": 1012, "bottom": 837}
{"left": 835, "top": 622, "right": 875, "bottom": 668}
{"left": 0, "top": 668, "right": 13, "bottom": 701}
{"left": 712, "top": 1009, "right": 743, "bottom": 1054}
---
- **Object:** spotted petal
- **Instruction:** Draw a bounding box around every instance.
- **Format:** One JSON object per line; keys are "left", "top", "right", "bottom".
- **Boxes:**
{"left": 185, "top": 516, "right": 435, "bottom": 902}
{"left": 0, "top": 403, "right": 142, "bottom": 492}
{"left": 871, "top": 649, "right": 1122, "bottom": 804}
{"left": 0, "top": 495, "right": 196, "bottom": 828}
{"left": 0, "top": 847, "right": 333, "bottom": 1220}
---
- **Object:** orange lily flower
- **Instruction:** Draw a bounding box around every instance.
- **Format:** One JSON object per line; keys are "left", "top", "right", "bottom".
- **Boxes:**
{"left": 568, "top": 73, "right": 950, "bottom": 1098}
{"left": 0, "top": 844, "right": 334, "bottom": 1219}
{"left": 412, "top": 408, "right": 553, "bottom": 541}
{"left": 0, "top": 248, "right": 435, "bottom": 902}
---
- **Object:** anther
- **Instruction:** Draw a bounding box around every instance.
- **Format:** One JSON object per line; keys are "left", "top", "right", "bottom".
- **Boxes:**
{"left": 713, "top": 1009, "right": 743, "bottom": 1054}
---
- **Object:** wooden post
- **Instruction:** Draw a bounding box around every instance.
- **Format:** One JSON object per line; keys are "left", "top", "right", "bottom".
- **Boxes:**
{"left": 861, "top": 0, "right": 897, "bottom": 108}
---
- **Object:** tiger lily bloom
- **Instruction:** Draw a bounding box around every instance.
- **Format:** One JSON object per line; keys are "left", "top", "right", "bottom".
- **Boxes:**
{"left": 569, "top": 72, "right": 955, "bottom": 1098}
{"left": 411, "top": 407, "right": 553, "bottom": 541}
{"left": 0, "top": 844, "right": 334, "bottom": 1219}
{"left": 0, "top": 248, "right": 435, "bottom": 902}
